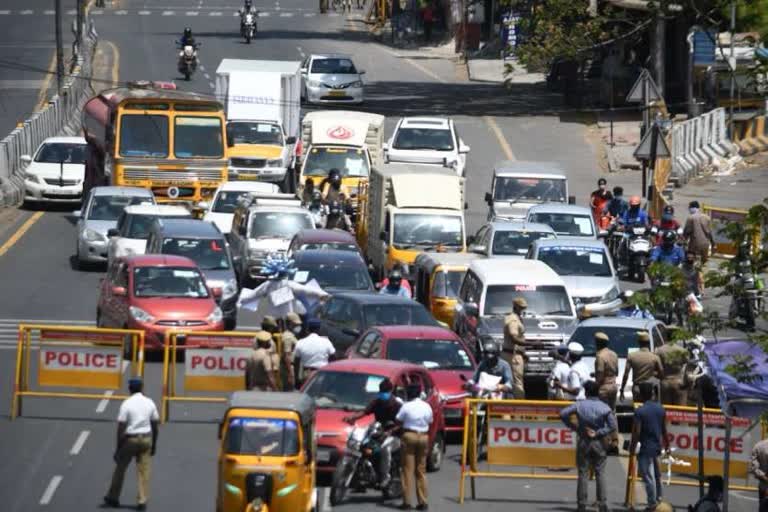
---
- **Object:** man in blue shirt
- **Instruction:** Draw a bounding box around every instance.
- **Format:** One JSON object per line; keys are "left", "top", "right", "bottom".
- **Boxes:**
{"left": 467, "top": 341, "right": 512, "bottom": 395}
{"left": 560, "top": 380, "right": 617, "bottom": 512}
{"left": 629, "top": 381, "right": 669, "bottom": 510}
{"left": 619, "top": 195, "right": 651, "bottom": 228}
{"left": 650, "top": 230, "right": 685, "bottom": 266}
{"left": 379, "top": 269, "right": 410, "bottom": 298}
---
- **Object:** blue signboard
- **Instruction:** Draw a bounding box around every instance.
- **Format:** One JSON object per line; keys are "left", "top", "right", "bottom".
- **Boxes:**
{"left": 693, "top": 30, "right": 716, "bottom": 66}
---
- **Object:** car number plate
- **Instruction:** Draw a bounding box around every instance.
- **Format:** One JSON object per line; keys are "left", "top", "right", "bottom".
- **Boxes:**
{"left": 236, "top": 174, "right": 262, "bottom": 181}
{"left": 317, "top": 448, "right": 332, "bottom": 462}
{"left": 46, "top": 188, "right": 72, "bottom": 195}
{"left": 328, "top": 90, "right": 346, "bottom": 97}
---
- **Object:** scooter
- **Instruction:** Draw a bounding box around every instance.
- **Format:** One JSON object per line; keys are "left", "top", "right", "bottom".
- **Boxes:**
{"left": 620, "top": 225, "right": 652, "bottom": 283}
{"left": 242, "top": 12, "right": 257, "bottom": 43}
{"left": 176, "top": 41, "right": 200, "bottom": 81}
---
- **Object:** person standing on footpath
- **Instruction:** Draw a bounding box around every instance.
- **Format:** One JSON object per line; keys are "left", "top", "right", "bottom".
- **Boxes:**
{"left": 629, "top": 381, "right": 669, "bottom": 511}
{"left": 421, "top": 1, "right": 434, "bottom": 43}
{"left": 683, "top": 201, "right": 714, "bottom": 264}
{"left": 245, "top": 331, "right": 277, "bottom": 392}
{"left": 397, "top": 383, "right": 433, "bottom": 511}
{"left": 293, "top": 318, "right": 336, "bottom": 387}
{"left": 560, "top": 380, "right": 617, "bottom": 512}
{"left": 752, "top": 436, "right": 768, "bottom": 512}
{"left": 103, "top": 378, "right": 159, "bottom": 510}
{"left": 655, "top": 340, "right": 689, "bottom": 405}
{"left": 620, "top": 332, "right": 663, "bottom": 402}
{"left": 502, "top": 297, "right": 530, "bottom": 398}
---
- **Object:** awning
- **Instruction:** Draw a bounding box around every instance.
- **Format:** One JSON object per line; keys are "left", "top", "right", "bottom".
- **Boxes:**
{"left": 703, "top": 340, "right": 768, "bottom": 419}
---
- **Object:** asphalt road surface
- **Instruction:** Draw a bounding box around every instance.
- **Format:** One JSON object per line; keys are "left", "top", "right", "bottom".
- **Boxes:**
{"left": 0, "top": 1, "right": 758, "bottom": 511}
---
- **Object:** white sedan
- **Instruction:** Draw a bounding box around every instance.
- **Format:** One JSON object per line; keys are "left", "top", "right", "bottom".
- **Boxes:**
{"left": 383, "top": 117, "right": 470, "bottom": 177}
{"left": 22, "top": 136, "right": 88, "bottom": 205}
{"left": 203, "top": 181, "right": 280, "bottom": 234}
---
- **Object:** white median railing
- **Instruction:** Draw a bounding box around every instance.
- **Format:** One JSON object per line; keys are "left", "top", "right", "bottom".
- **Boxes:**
{"left": 670, "top": 107, "right": 739, "bottom": 185}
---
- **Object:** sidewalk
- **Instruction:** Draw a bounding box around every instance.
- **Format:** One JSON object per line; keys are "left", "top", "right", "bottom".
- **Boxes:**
{"left": 467, "top": 57, "right": 545, "bottom": 85}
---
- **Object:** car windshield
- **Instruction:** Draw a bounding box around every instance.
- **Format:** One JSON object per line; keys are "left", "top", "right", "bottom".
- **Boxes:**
{"left": 493, "top": 177, "right": 566, "bottom": 203}
{"left": 537, "top": 246, "right": 613, "bottom": 277}
{"left": 212, "top": 191, "right": 250, "bottom": 214}
{"left": 310, "top": 58, "right": 357, "bottom": 74}
{"left": 569, "top": 326, "right": 646, "bottom": 357}
{"left": 432, "top": 270, "right": 465, "bottom": 298}
{"left": 387, "top": 339, "right": 474, "bottom": 370}
{"left": 297, "top": 242, "right": 358, "bottom": 252}
{"left": 392, "top": 214, "right": 463, "bottom": 249}
{"left": 87, "top": 195, "right": 151, "bottom": 221}
{"left": 119, "top": 114, "right": 169, "bottom": 157}
{"left": 250, "top": 212, "right": 313, "bottom": 239}
{"left": 133, "top": 266, "right": 209, "bottom": 298}
{"left": 392, "top": 128, "right": 454, "bottom": 151}
{"left": 161, "top": 238, "right": 230, "bottom": 270}
{"left": 35, "top": 142, "right": 87, "bottom": 163}
{"left": 492, "top": 230, "right": 555, "bottom": 256}
{"left": 529, "top": 212, "right": 594, "bottom": 237}
{"left": 127, "top": 215, "right": 168, "bottom": 239}
{"left": 483, "top": 284, "right": 573, "bottom": 317}
{"left": 304, "top": 371, "right": 383, "bottom": 410}
{"left": 227, "top": 121, "right": 283, "bottom": 146}
{"left": 363, "top": 304, "right": 437, "bottom": 327}
{"left": 174, "top": 117, "right": 223, "bottom": 158}
{"left": 295, "top": 261, "right": 372, "bottom": 291}
{"left": 303, "top": 147, "right": 369, "bottom": 177}
{"left": 225, "top": 417, "right": 299, "bottom": 456}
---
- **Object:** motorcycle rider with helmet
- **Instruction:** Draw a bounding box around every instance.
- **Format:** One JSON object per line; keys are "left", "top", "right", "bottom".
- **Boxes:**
{"left": 650, "top": 230, "right": 685, "bottom": 267}
{"left": 321, "top": 168, "right": 345, "bottom": 203}
{"left": 308, "top": 189, "right": 328, "bottom": 228}
{"left": 653, "top": 205, "right": 681, "bottom": 245}
{"left": 180, "top": 27, "right": 196, "bottom": 47}
{"left": 238, "top": 0, "right": 259, "bottom": 36}
{"left": 618, "top": 196, "right": 651, "bottom": 229}
{"left": 325, "top": 199, "right": 353, "bottom": 232}
{"left": 465, "top": 341, "right": 513, "bottom": 396}
{"left": 379, "top": 269, "right": 410, "bottom": 298}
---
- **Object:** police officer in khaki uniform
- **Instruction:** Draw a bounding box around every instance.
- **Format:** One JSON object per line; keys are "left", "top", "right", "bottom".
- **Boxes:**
{"left": 261, "top": 316, "right": 283, "bottom": 390}
{"left": 245, "top": 331, "right": 277, "bottom": 391}
{"left": 655, "top": 341, "right": 689, "bottom": 405}
{"left": 502, "top": 297, "right": 529, "bottom": 399}
{"left": 280, "top": 312, "right": 303, "bottom": 390}
{"left": 594, "top": 332, "right": 619, "bottom": 409}
{"left": 620, "top": 332, "right": 663, "bottom": 402}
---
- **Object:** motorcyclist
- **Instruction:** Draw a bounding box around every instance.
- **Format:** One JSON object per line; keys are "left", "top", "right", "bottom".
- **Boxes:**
{"left": 321, "top": 168, "right": 345, "bottom": 203}
{"left": 618, "top": 195, "right": 651, "bottom": 229}
{"left": 179, "top": 27, "right": 196, "bottom": 48}
{"left": 603, "top": 186, "right": 628, "bottom": 218}
{"left": 681, "top": 249, "right": 703, "bottom": 298}
{"left": 465, "top": 341, "right": 513, "bottom": 396}
{"left": 616, "top": 290, "right": 656, "bottom": 319}
{"left": 307, "top": 189, "right": 327, "bottom": 228}
{"left": 238, "top": 0, "right": 259, "bottom": 35}
{"left": 379, "top": 269, "right": 410, "bottom": 298}
{"left": 325, "top": 199, "right": 353, "bottom": 232}
{"left": 343, "top": 378, "right": 402, "bottom": 489}
{"left": 650, "top": 230, "right": 685, "bottom": 266}
{"left": 653, "top": 205, "right": 681, "bottom": 245}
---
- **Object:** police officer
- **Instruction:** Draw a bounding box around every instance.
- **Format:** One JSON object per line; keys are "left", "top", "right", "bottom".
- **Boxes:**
{"left": 261, "top": 316, "right": 283, "bottom": 390}
{"left": 502, "top": 297, "right": 529, "bottom": 399}
{"left": 620, "top": 332, "right": 663, "bottom": 402}
{"left": 594, "top": 332, "right": 619, "bottom": 409}
{"left": 751, "top": 436, "right": 768, "bottom": 512}
{"left": 281, "top": 312, "right": 303, "bottom": 390}
{"left": 245, "top": 331, "right": 277, "bottom": 391}
{"left": 655, "top": 340, "right": 689, "bottom": 405}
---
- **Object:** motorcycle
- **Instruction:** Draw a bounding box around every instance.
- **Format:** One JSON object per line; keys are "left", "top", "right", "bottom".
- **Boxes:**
{"left": 729, "top": 251, "right": 765, "bottom": 330}
{"left": 619, "top": 225, "right": 652, "bottom": 283}
{"left": 330, "top": 422, "right": 402, "bottom": 506}
{"left": 308, "top": 205, "right": 327, "bottom": 228}
{"left": 242, "top": 12, "right": 257, "bottom": 43}
{"left": 176, "top": 41, "right": 199, "bottom": 81}
{"left": 652, "top": 277, "right": 686, "bottom": 326}
{"left": 459, "top": 373, "right": 504, "bottom": 454}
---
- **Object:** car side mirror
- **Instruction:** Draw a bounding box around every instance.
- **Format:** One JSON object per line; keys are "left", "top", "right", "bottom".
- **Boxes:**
{"left": 484, "top": 192, "right": 492, "bottom": 204}
{"left": 107, "top": 228, "right": 120, "bottom": 238}
{"left": 211, "top": 287, "right": 223, "bottom": 298}
{"left": 300, "top": 68, "right": 308, "bottom": 74}
{"left": 469, "top": 244, "right": 486, "bottom": 254}
{"left": 568, "top": 195, "right": 576, "bottom": 205}
{"left": 198, "top": 201, "right": 210, "bottom": 211}
{"left": 111, "top": 286, "right": 127, "bottom": 297}
{"left": 217, "top": 420, "right": 224, "bottom": 439}
{"left": 459, "top": 144, "right": 470, "bottom": 154}
{"left": 72, "top": 210, "right": 82, "bottom": 218}
{"left": 20, "top": 154, "right": 32, "bottom": 164}
{"left": 464, "top": 302, "right": 479, "bottom": 318}
{"left": 382, "top": 142, "right": 389, "bottom": 151}
{"left": 227, "top": 137, "right": 234, "bottom": 148}
{"left": 467, "top": 235, "right": 476, "bottom": 244}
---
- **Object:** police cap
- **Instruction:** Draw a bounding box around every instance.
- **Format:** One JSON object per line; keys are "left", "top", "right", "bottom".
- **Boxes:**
{"left": 567, "top": 342, "right": 584, "bottom": 356}
{"left": 261, "top": 316, "right": 278, "bottom": 329}
{"left": 253, "top": 331, "right": 272, "bottom": 344}
{"left": 285, "top": 312, "right": 302, "bottom": 325}
{"left": 513, "top": 297, "right": 528, "bottom": 309}
{"left": 594, "top": 332, "right": 610, "bottom": 343}
{"left": 637, "top": 331, "right": 651, "bottom": 344}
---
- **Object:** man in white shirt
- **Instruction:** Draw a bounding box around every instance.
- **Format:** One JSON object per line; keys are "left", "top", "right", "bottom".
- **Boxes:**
{"left": 396, "top": 383, "right": 433, "bottom": 510}
{"left": 104, "top": 378, "right": 159, "bottom": 510}
{"left": 548, "top": 344, "right": 572, "bottom": 400}
{"left": 293, "top": 318, "right": 335, "bottom": 386}
{"left": 554, "top": 342, "right": 591, "bottom": 400}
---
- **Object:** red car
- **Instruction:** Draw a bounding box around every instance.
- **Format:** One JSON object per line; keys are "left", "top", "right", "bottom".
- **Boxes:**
{"left": 97, "top": 254, "right": 225, "bottom": 351}
{"left": 302, "top": 359, "right": 446, "bottom": 475}
{"left": 345, "top": 325, "right": 476, "bottom": 432}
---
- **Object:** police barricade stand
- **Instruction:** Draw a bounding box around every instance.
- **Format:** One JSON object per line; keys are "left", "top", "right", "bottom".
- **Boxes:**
{"left": 10, "top": 324, "right": 145, "bottom": 420}
{"left": 459, "top": 398, "right": 577, "bottom": 504}
{"left": 161, "top": 330, "right": 278, "bottom": 423}
{"left": 702, "top": 204, "right": 762, "bottom": 258}
{"left": 623, "top": 404, "right": 764, "bottom": 509}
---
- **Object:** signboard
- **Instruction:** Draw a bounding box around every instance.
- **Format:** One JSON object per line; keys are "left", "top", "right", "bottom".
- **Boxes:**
{"left": 184, "top": 348, "right": 253, "bottom": 392}
{"left": 693, "top": 30, "right": 717, "bottom": 67}
{"left": 703, "top": 206, "right": 750, "bottom": 256}
{"left": 38, "top": 346, "right": 123, "bottom": 389}
{"left": 487, "top": 403, "right": 576, "bottom": 467}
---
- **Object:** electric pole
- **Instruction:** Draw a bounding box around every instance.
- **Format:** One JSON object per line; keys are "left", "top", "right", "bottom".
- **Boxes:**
{"left": 76, "top": 0, "right": 83, "bottom": 46}
{"left": 728, "top": 0, "right": 736, "bottom": 137}
{"left": 652, "top": 0, "right": 666, "bottom": 98}
{"left": 55, "top": 0, "right": 64, "bottom": 95}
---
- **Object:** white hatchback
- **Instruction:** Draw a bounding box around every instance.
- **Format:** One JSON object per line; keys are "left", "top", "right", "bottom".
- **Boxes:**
{"left": 22, "top": 136, "right": 87, "bottom": 205}
{"left": 383, "top": 117, "right": 470, "bottom": 177}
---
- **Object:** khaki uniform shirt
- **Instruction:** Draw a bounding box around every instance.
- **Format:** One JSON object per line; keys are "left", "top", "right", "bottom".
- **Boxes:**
{"left": 627, "top": 348, "right": 663, "bottom": 383}
{"left": 268, "top": 338, "right": 281, "bottom": 372}
{"left": 245, "top": 347, "right": 273, "bottom": 390}
{"left": 595, "top": 347, "right": 619, "bottom": 386}
{"left": 751, "top": 438, "right": 768, "bottom": 493}
{"left": 683, "top": 212, "right": 713, "bottom": 254}
{"left": 655, "top": 344, "right": 688, "bottom": 382}
{"left": 503, "top": 312, "right": 526, "bottom": 354}
{"left": 281, "top": 331, "right": 298, "bottom": 356}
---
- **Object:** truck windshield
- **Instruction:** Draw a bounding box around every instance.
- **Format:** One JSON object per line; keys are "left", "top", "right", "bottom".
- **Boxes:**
{"left": 536, "top": 246, "right": 612, "bottom": 277}
{"left": 119, "top": 114, "right": 169, "bottom": 157}
{"left": 249, "top": 212, "right": 313, "bottom": 239}
{"left": 227, "top": 121, "right": 283, "bottom": 146}
{"left": 493, "top": 177, "right": 566, "bottom": 203}
{"left": 225, "top": 418, "right": 299, "bottom": 456}
{"left": 483, "top": 285, "right": 573, "bottom": 317}
{"left": 392, "top": 214, "right": 463, "bottom": 249}
{"left": 303, "top": 147, "right": 368, "bottom": 177}
{"left": 174, "top": 117, "right": 224, "bottom": 158}
{"left": 492, "top": 230, "right": 555, "bottom": 256}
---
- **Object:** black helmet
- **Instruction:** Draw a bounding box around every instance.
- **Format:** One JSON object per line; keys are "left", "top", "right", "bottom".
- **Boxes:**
{"left": 311, "top": 189, "right": 322, "bottom": 202}
{"left": 482, "top": 341, "right": 500, "bottom": 356}
{"left": 245, "top": 0, "right": 252, "bottom": 5}
{"left": 662, "top": 230, "right": 676, "bottom": 245}
{"left": 184, "top": 27, "right": 192, "bottom": 37}
{"left": 388, "top": 269, "right": 402, "bottom": 285}
{"left": 328, "top": 168, "right": 342, "bottom": 184}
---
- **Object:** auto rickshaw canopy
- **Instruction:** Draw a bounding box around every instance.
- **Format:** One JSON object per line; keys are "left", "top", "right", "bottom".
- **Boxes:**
{"left": 227, "top": 391, "right": 316, "bottom": 423}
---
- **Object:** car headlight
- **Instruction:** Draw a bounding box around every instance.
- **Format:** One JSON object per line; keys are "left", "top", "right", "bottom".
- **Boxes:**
{"left": 602, "top": 287, "right": 620, "bottom": 302}
{"left": 350, "top": 80, "right": 363, "bottom": 88}
{"left": 129, "top": 306, "right": 155, "bottom": 323}
{"left": 223, "top": 279, "right": 238, "bottom": 300}
{"left": 207, "top": 306, "right": 223, "bottom": 324}
{"left": 266, "top": 158, "right": 283, "bottom": 167}
{"left": 307, "top": 79, "right": 323, "bottom": 88}
{"left": 83, "top": 228, "right": 105, "bottom": 242}
{"left": 24, "top": 172, "right": 40, "bottom": 183}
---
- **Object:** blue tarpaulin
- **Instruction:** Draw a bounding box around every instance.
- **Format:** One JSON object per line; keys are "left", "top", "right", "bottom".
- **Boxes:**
{"left": 703, "top": 340, "right": 768, "bottom": 419}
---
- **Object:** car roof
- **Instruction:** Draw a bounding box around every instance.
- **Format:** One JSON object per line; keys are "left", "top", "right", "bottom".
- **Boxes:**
{"left": 123, "top": 204, "right": 191, "bottom": 216}
{"left": 576, "top": 316, "right": 657, "bottom": 330}
{"left": 414, "top": 251, "right": 480, "bottom": 268}
{"left": 293, "top": 249, "right": 366, "bottom": 265}
{"left": 250, "top": 205, "right": 310, "bottom": 214}
{"left": 227, "top": 391, "right": 315, "bottom": 420}
{"left": 532, "top": 238, "right": 607, "bottom": 250}
{"left": 331, "top": 291, "right": 421, "bottom": 306}
{"left": 91, "top": 186, "right": 154, "bottom": 197}
{"left": 293, "top": 228, "right": 357, "bottom": 244}
{"left": 216, "top": 182, "right": 281, "bottom": 193}
{"left": 373, "top": 325, "right": 460, "bottom": 340}
{"left": 152, "top": 218, "right": 222, "bottom": 237}
{"left": 40, "top": 136, "right": 87, "bottom": 145}
{"left": 310, "top": 53, "right": 353, "bottom": 60}
{"left": 319, "top": 358, "right": 427, "bottom": 376}
{"left": 122, "top": 254, "right": 198, "bottom": 267}
{"left": 528, "top": 203, "right": 592, "bottom": 215}
{"left": 399, "top": 117, "right": 450, "bottom": 129}
{"left": 468, "top": 259, "right": 565, "bottom": 286}
{"left": 486, "top": 220, "right": 556, "bottom": 233}
{"left": 493, "top": 160, "right": 567, "bottom": 178}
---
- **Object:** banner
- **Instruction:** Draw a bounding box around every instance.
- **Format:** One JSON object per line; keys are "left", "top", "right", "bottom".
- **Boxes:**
{"left": 38, "top": 345, "right": 123, "bottom": 389}
{"left": 184, "top": 348, "right": 253, "bottom": 392}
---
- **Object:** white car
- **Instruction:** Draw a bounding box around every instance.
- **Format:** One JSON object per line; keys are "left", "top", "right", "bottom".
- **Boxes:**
{"left": 106, "top": 204, "right": 192, "bottom": 268}
{"left": 203, "top": 181, "right": 280, "bottom": 234}
{"left": 22, "top": 136, "right": 88, "bottom": 205}
{"left": 383, "top": 117, "right": 470, "bottom": 177}
{"left": 301, "top": 54, "right": 365, "bottom": 104}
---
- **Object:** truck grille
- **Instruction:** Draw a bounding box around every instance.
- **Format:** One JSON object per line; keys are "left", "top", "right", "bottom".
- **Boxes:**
{"left": 123, "top": 168, "right": 222, "bottom": 182}
{"left": 230, "top": 158, "right": 266, "bottom": 169}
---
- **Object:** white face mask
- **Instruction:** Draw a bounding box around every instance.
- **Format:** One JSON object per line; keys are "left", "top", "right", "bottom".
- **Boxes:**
{"left": 291, "top": 326, "right": 302, "bottom": 335}
{"left": 689, "top": 207, "right": 698, "bottom": 214}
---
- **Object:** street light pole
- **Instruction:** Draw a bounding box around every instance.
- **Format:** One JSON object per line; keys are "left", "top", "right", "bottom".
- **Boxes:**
{"left": 54, "top": 0, "right": 64, "bottom": 95}
{"left": 728, "top": 0, "right": 736, "bottom": 137}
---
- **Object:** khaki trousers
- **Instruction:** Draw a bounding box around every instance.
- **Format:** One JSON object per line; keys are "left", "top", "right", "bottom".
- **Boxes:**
{"left": 107, "top": 435, "right": 152, "bottom": 505}
{"left": 501, "top": 352, "right": 525, "bottom": 398}
{"left": 401, "top": 431, "right": 429, "bottom": 506}
{"left": 660, "top": 378, "right": 687, "bottom": 406}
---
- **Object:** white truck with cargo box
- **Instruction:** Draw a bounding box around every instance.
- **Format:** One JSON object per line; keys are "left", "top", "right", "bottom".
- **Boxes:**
{"left": 215, "top": 59, "right": 301, "bottom": 185}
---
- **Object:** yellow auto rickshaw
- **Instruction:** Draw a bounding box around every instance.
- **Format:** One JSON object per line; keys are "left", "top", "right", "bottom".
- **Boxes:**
{"left": 413, "top": 252, "right": 480, "bottom": 326}
{"left": 217, "top": 392, "right": 316, "bottom": 512}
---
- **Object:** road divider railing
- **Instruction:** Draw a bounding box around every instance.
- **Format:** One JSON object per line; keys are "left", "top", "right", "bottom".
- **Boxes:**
{"left": 161, "top": 331, "right": 271, "bottom": 423}
{"left": 10, "top": 324, "right": 144, "bottom": 420}
{"left": 459, "top": 398, "right": 577, "bottom": 504}
{"left": 623, "top": 404, "right": 764, "bottom": 508}
{"left": 734, "top": 112, "right": 768, "bottom": 156}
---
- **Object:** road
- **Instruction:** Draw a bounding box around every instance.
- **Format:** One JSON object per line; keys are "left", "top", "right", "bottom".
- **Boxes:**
{"left": 0, "top": 1, "right": 758, "bottom": 511}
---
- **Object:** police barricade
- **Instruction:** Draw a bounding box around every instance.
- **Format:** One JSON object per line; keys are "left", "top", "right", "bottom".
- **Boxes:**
{"left": 10, "top": 324, "right": 144, "bottom": 419}
{"left": 623, "top": 404, "right": 764, "bottom": 507}
{"left": 702, "top": 205, "right": 763, "bottom": 257}
{"left": 161, "top": 331, "right": 278, "bottom": 423}
{"left": 459, "top": 398, "right": 577, "bottom": 503}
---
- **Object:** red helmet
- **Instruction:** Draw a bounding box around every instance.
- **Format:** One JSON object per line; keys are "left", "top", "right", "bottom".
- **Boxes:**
{"left": 629, "top": 195, "right": 641, "bottom": 206}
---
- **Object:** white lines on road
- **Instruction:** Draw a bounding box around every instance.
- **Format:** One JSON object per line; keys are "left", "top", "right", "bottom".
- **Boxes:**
{"left": 209, "top": 81, "right": 215, "bottom": 89}
{"left": 484, "top": 116, "right": 516, "bottom": 161}
{"left": 162, "top": 10, "right": 174, "bottom": 16}
{"left": 260, "top": 12, "right": 271, "bottom": 17}
{"left": 138, "top": 10, "right": 151, "bottom": 15}
{"left": 95, "top": 390, "right": 114, "bottom": 414}
{"left": 0, "top": 11, "right": 10, "bottom": 15}
{"left": 204, "top": 73, "right": 211, "bottom": 79}
{"left": 115, "top": 10, "right": 127, "bottom": 15}
{"left": 43, "top": 9, "right": 55, "bottom": 15}
{"left": 209, "top": 11, "right": 223, "bottom": 16}
{"left": 186, "top": 11, "right": 199, "bottom": 16}
{"left": 66, "top": 9, "right": 76, "bottom": 15}
{"left": 91, "top": 9, "right": 104, "bottom": 15}
{"left": 39, "top": 475, "right": 63, "bottom": 505}
{"left": 20, "top": 9, "right": 33, "bottom": 15}
{"left": 304, "top": 12, "right": 315, "bottom": 17}
{"left": 0, "top": 9, "right": 319, "bottom": 17}
{"left": 280, "top": 12, "right": 293, "bottom": 17}
{"left": 69, "top": 430, "right": 90, "bottom": 456}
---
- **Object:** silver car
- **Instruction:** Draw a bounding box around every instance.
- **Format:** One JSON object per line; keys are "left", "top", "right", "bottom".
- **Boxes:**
{"left": 469, "top": 220, "right": 556, "bottom": 258}
{"left": 301, "top": 54, "right": 364, "bottom": 104}
{"left": 74, "top": 186, "right": 155, "bottom": 268}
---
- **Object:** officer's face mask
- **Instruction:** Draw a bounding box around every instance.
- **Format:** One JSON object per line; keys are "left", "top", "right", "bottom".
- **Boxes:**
{"left": 291, "top": 326, "right": 302, "bottom": 335}
{"left": 378, "top": 392, "right": 391, "bottom": 401}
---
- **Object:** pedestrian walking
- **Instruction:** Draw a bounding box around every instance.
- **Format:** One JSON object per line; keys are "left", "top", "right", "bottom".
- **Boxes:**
{"left": 397, "top": 383, "right": 433, "bottom": 510}
{"left": 594, "top": 332, "right": 619, "bottom": 409}
{"left": 655, "top": 340, "right": 689, "bottom": 405}
{"left": 245, "top": 331, "right": 278, "bottom": 391}
{"left": 555, "top": 342, "right": 589, "bottom": 400}
{"left": 421, "top": 2, "right": 434, "bottom": 43}
{"left": 683, "top": 201, "right": 714, "bottom": 264}
{"left": 751, "top": 437, "right": 768, "bottom": 512}
{"left": 560, "top": 380, "right": 617, "bottom": 512}
{"left": 547, "top": 345, "right": 571, "bottom": 400}
{"left": 502, "top": 297, "right": 529, "bottom": 398}
{"left": 293, "top": 318, "right": 335, "bottom": 386}
{"left": 689, "top": 475, "right": 724, "bottom": 511}
{"left": 590, "top": 178, "right": 613, "bottom": 223}
{"left": 103, "top": 378, "right": 159, "bottom": 510}
{"left": 620, "top": 332, "right": 663, "bottom": 402}
{"left": 281, "top": 312, "right": 303, "bottom": 389}
{"left": 629, "top": 381, "right": 669, "bottom": 511}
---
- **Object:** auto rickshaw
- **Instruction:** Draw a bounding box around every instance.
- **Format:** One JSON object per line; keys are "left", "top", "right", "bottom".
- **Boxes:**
{"left": 217, "top": 392, "right": 316, "bottom": 512}
{"left": 413, "top": 252, "right": 480, "bottom": 326}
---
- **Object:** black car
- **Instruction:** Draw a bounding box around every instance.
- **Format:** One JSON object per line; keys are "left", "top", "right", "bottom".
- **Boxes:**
{"left": 315, "top": 291, "right": 440, "bottom": 352}
{"left": 293, "top": 249, "right": 374, "bottom": 293}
